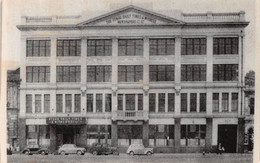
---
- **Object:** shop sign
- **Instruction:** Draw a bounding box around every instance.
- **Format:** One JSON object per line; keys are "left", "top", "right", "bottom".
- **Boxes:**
{"left": 47, "top": 117, "right": 86, "bottom": 125}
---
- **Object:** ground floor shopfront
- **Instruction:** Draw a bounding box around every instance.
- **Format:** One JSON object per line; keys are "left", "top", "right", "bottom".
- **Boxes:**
{"left": 18, "top": 117, "right": 245, "bottom": 153}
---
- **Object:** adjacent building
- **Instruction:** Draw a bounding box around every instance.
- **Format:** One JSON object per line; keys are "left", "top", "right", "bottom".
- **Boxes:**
{"left": 16, "top": 5, "right": 249, "bottom": 153}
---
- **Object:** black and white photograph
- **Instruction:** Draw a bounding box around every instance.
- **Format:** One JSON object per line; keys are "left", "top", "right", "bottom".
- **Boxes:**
{"left": 1, "top": 0, "right": 258, "bottom": 162}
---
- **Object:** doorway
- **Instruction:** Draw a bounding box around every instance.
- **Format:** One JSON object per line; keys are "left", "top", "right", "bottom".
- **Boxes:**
{"left": 218, "top": 125, "right": 237, "bottom": 153}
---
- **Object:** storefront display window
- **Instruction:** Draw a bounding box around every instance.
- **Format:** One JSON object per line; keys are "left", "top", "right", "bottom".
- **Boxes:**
{"left": 180, "top": 125, "right": 206, "bottom": 146}
{"left": 149, "top": 125, "right": 174, "bottom": 147}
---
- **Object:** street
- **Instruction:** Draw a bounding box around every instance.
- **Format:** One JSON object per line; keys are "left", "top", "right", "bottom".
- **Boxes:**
{"left": 7, "top": 153, "right": 253, "bottom": 163}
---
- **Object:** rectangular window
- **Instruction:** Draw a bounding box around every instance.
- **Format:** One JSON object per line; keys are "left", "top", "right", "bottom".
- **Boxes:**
{"left": 222, "top": 93, "right": 229, "bottom": 112}
{"left": 213, "top": 93, "right": 219, "bottom": 112}
{"left": 74, "top": 94, "right": 81, "bottom": 113}
{"left": 200, "top": 93, "right": 206, "bottom": 112}
{"left": 149, "top": 94, "right": 156, "bottom": 112}
{"left": 87, "top": 39, "right": 112, "bottom": 56}
{"left": 158, "top": 93, "right": 165, "bottom": 112}
{"left": 181, "top": 38, "right": 206, "bottom": 55}
{"left": 65, "top": 94, "right": 72, "bottom": 113}
{"left": 181, "top": 65, "right": 206, "bottom": 81}
{"left": 190, "top": 93, "right": 197, "bottom": 112}
{"left": 181, "top": 125, "right": 206, "bottom": 146}
{"left": 118, "top": 39, "right": 143, "bottom": 56}
{"left": 26, "top": 66, "right": 50, "bottom": 83}
{"left": 181, "top": 93, "right": 187, "bottom": 112}
{"left": 56, "top": 94, "right": 63, "bottom": 113}
{"left": 44, "top": 94, "right": 50, "bottom": 113}
{"left": 213, "top": 64, "right": 238, "bottom": 81}
{"left": 26, "top": 40, "right": 50, "bottom": 57}
{"left": 213, "top": 37, "right": 238, "bottom": 55}
{"left": 125, "top": 94, "right": 135, "bottom": 111}
{"left": 96, "top": 94, "right": 103, "bottom": 112}
{"left": 56, "top": 66, "right": 81, "bottom": 82}
{"left": 168, "top": 93, "right": 175, "bottom": 112}
{"left": 26, "top": 94, "right": 32, "bottom": 113}
{"left": 117, "top": 94, "right": 123, "bottom": 111}
{"left": 118, "top": 65, "right": 143, "bottom": 82}
{"left": 231, "top": 93, "right": 238, "bottom": 112}
{"left": 87, "top": 94, "right": 93, "bottom": 112}
{"left": 149, "top": 38, "right": 175, "bottom": 56}
{"left": 57, "top": 39, "right": 81, "bottom": 56}
{"left": 35, "top": 94, "right": 42, "bottom": 113}
{"left": 105, "top": 94, "right": 112, "bottom": 112}
{"left": 149, "top": 65, "right": 174, "bottom": 81}
{"left": 87, "top": 65, "right": 112, "bottom": 82}
{"left": 138, "top": 94, "right": 143, "bottom": 110}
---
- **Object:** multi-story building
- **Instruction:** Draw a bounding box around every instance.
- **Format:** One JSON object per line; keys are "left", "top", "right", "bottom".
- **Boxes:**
{"left": 17, "top": 5, "right": 249, "bottom": 153}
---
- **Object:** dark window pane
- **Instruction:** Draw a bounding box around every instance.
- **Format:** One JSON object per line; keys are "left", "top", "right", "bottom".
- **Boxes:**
{"left": 44, "top": 94, "right": 50, "bottom": 113}
{"left": 222, "top": 93, "right": 229, "bottom": 112}
{"left": 168, "top": 93, "right": 175, "bottom": 112}
{"left": 181, "top": 93, "right": 187, "bottom": 112}
{"left": 126, "top": 94, "right": 135, "bottom": 111}
{"left": 105, "top": 94, "right": 111, "bottom": 112}
{"left": 87, "top": 94, "right": 93, "bottom": 112}
{"left": 96, "top": 94, "right": 103, "bottom": 112}
{"left": 213, "top": 93, "right": 219, "bottom": 112}
{"left": 74, "top": 94, "right": 81, "bottom": 112}
{"left": 158, "top": 93, "right": 165, "bottom": 112}
{"left": 56, "top": 94, "right": 63, "bottom": 113}
{"left": 138, "top": 94, "right": 143, "bottom": 110}
{"left": 65, "top": 94, "right": 72, "bottom": 113}
{"left": 190, "top": 93, "right": 197, "bottom": 112}
{"left": 200, "top": 93, "right": 206, "bottom": 112}
{"left": 26, "top": 94, "right": 32, "bottom": 113}
{"left": 117, "top": 94, "right": 123, "bottom": 111}
{"left": 35, "top": 94, "right": 41, "bottom": 113}
{"left": 149, "top": 94, "right": 156, "bottom": 112}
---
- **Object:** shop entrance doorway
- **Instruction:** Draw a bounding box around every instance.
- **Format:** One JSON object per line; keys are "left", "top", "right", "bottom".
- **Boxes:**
{"left": 218, "top": 125, "right": 237, "bottom": 153}
{"left": 56, "top": 126, "right": 79, "bottom": 148}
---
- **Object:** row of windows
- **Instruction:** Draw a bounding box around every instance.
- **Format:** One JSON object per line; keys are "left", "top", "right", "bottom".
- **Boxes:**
{"left": 212, "top": 93, "right": 239, "bottom": 112}
{"left": 26, "top": 64, "right": 238, "bottom": 83}
{"left": 26, "top": 37, "right": 239, "bottom": 57}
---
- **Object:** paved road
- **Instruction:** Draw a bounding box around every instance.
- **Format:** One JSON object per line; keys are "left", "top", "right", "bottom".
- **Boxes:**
{"left": 7, "top": 153, "right": 252, "bottom": 163}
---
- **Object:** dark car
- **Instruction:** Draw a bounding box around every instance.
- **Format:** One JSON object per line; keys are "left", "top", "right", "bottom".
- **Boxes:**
{"left": 89, "top": 143, "right": 119, "bottom": 155}
{"left": 22, "top": 144, "right": 49, "bottom": 155}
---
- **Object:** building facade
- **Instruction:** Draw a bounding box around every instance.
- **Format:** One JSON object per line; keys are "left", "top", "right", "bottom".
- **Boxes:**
{"left": 17, "top": 5, "right": 249, "bottom": 153}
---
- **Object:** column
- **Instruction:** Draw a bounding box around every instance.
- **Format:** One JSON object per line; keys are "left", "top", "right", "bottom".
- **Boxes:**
{"left": 143, "top": 37, "right": 149, "bottom": 86}
{"left": 50, "top": 125, "right": 57, "bottom": 152}
{"left": 41, "top": 94, "right": 44, "bottom": 113}
{"left": 50, "top": 90, "right": 56, "bottom": 115}
{"left": 50, "top": 37, "right": 57, "bottom": 84}
{"left": 102, "top": 93, "right": 106, "bottom": 112}
{"left": 175, "top": 36, "right": 181, "bottom": 115}
{"left": 207, "top": 35, "right": 213, "bottom": 82}
{"left": 20, "top": 36, "right": 26, "bottom": 86}
{"left": 197, "top": 93, "right": 200, "bottom": 112}
{"left": 112, "top": 37, "right": 118, "bottom": 112}
{"left": 237, "top": 118, "right": 245, "bottom": 153}
{"left": 155, "top": 93, "right": 158, "bottom": 112}
{"left": 123, "top": 94, "right": 126, "bottom": 111}
{"left": 135, "top": 94, "right": 138, "bottom": 111}
{"left": 81, "top": 37, "right": 87, "bottom": 115}
{"left": 228, "top": 93, "right": 232, "bottom": 112}
{"left": 111, "top": 121, "right": 118, "bottom": 147}
{"left": 63, "top": 94, "right": 65, "bottom": 113}
{"left": 187, "top": 93, "right": 190, "bottom": 112}
{"left": 219, "top": 93, "right": 222, "bottom": 112}
{"left": 18, "top": 118, "right": 26, "bottom": 151}
{"left": 93, "top": 93, "right": 96, "bottom": 112}
{"left": 143, "top": 121, "right": 149, "bottom": 147}
{"left": 205, "top": 118, "right": 213, "bottom": 152}
{"left": 20, "top": 90, "right": 26, "bottom": 118}
{"left": 165, "top": 93, "right": 168, "bottom": 112}
{"left": 174, "top": 118, "right": 181, "bottom": 152}
{"left": 32, "top": 94, "right": 35, "bottom": 113}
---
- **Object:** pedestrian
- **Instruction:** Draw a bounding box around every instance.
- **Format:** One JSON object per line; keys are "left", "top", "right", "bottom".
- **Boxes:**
{"left": 217, "top": 143, "right": 223, "bottom": 155}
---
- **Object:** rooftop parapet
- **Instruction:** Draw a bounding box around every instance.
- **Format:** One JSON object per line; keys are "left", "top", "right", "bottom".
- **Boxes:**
{"left": 21, "top": 15, "right": 81, "bottom": 25}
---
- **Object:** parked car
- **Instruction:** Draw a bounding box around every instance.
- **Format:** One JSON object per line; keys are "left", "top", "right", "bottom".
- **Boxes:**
{"left": 22, "top": 144, "right": 49, "bottom": 155}
{"left": 58, "top": 144, "right": 86, "bottom": 155}
{"left": 126, "top": 144, "right": 153, "bottom": 156}
{"left": 89, "top": 143, "right": 119, "bottom": 155}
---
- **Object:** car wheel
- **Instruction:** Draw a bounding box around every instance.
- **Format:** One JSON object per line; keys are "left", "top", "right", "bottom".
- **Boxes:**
{"left": 24, "top": 151, "right": 30, "bottom": 155}
{"left": 146, "top": 151, "right": 152, "bottom": 156}
{"left": 129, "top": 151, "right": 134, "bottom": 156}
{"left": 60, "top": 151, "right": 66, "bottom": 155}
{"left": 92, "top": 151, "right": 98, "bottom": 155}
{"left": 41, "top": 151, "right": 45, "bottom": 155}
{"left": 77, "top": 150, "right": 82, "bottom": 156}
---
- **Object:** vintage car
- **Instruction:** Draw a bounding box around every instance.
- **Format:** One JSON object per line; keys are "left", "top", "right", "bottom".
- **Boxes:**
{"left": 58, "top": 144, "right": 86, "bottom": 155}
{"left": 89, "top": 143, "right": 119, "bottom": 155}
{"left": 126, "top": 144, "right": 153, "bottom": 156}
{"left": 22, "top": 144, "right": 49, "bottom": 155}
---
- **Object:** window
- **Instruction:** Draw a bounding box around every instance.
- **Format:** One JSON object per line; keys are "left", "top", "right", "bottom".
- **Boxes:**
{"left": 138, "top": 94, "right": 143, "bottom": 110}
{"left": 57, "top": 40, "right": 81, "bottom": 56}
{"left": 35, "top": 94, "right": 41, "bottom": 113}
{"left": 87, "top": 94, "right": 93, "bottom": 112}
{"left": 56, "top": 66, "right": 81, "bottom": 82}
{"left": 65, "top": 94, "right": 72, "bottom": 113}
{"left": 149, "top": 65, "right": 174, "bottom": 81}
{"left": 181, "top": 125, "right": 206, "bottom": 146}
{"left": 168, "top": 93, "right": 175, "bottom": 112}
{"left": 190, "top": 93, "right": 197, "bottom": 112}
{"left": 87, "top": 65, "right": 112, "bottom": 82}
{"left": 149, "top": 125, "right": 175, "bottom": 147}
{"left": 181, "top": 93, "right": 187, "bottom": 112}
{"left": 26, "top": 94, "right": 32, "bottom": 113}
{"left": 87, "top": 39, "right": 112, "bottom": 56}
{"left": 117, "top": 94, "right": 123, "bottom": 111}
{"left": 231, "top": 93, "right": 238, "bottom": 112}
{"left": 222, "top": 93, "right": 229, "bottom": 112}
{"left": 105, "top": 94, "right": 111, "bottom": 112}
{"left": 26, "top": 40, "right": 50, "bottom": 57}
{"left": 181, "top": 65, "right": 206, "bottom": 81}
{"left": 44, "top": 94, "right": 50, "bottom": 113}
{"left": 181, "top": 38, "right": 206, "bottom": 55}
{"left": 118, "top": 39, "right": 143, "bottom": 56}
{"left": 56, "top": 94, "right": 63, "bottom": 113}
{"left": 213, "top": 37, "right": 238, "bottom": 55}
{"left": 213, "top": 93, "right": 219, "bottom": 112}
{"left": 250, "top": 98, "right": 254, "bottom": 115}
{"left": 96, "top": 94, "right": 103, "bottom": 112}
{"left": 26, "top": 66, "right": 50, "bottom": 83}
{"left": 74, "top": 94, "right": 81, "bottom": 113}
{"left": 213, "top": 64, "right": 238, "bottom": 81}
{"left": 200, "top": 93, "right": 206, "bottom": 112}
{"left": 118, "top": 65, "right": 143, "bottom": 82}
{"left": 149, "top": 94, "right": 156, "bottom": 112}
{"left": 150, "top": 38, "right": 175, "bottom": 56}
{"left": 158, "top": 93, "right": 165, "bottom": 112}
{"left": 126, "top": 94, "right": 135, "bottom": 111}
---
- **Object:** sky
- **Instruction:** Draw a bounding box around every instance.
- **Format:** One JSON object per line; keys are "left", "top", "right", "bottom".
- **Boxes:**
{"left": 2, "top": 0, "right": 256, "bottom": 74}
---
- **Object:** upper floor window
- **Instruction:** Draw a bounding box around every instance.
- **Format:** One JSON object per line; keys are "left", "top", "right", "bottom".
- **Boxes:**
{"left": 213, "top": 64, "right": 238, "bottom": 81}
{"left": 87, "top": 65, "right": 111, "bottom": 82}
{"left": 118, "top": 39, "right": 143, "bottom": 56}
{"left": 26, "top": 40, "right": 50, "bottom": 57}
{"left": 118, "top": 65, "right": 143, "bottom": 82}
{"left": 181, "top": 38, "right": 206, "bottom": 55}
{"left": 26, "top": 66, "right": 50, "bottom": 83}
{"left": 150, "top": 38, "right": 175, "bottom": 56}
{"left": 181, "top": 65, "right": 206, "bottom": 81}
{"left": 150, "top": 65, "right": 174, "bottom": 82}
{"left": 87, "top": 39, "right": 112, "bottom": 56}
{"left": 213, "top": 37, "right": 238, "bottom": 55}
{"left": 26, "top": 94, "right": 32, "bottom": 113}
{"left": 57, "top": 40, "right": 81, "bottom": 56}
{"left": 56, "top": 66, "right": 81, "bottom": 82}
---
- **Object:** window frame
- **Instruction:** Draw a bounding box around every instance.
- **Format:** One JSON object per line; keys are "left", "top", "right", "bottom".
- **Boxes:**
{"left": 181, "top": 38, "right": 206, "bottom": 55}
{"left": 26, "top": 40, "right": 51, "bottom": 57}
{"left": 57, "top": 39, "right": 81, "bottom": 56}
